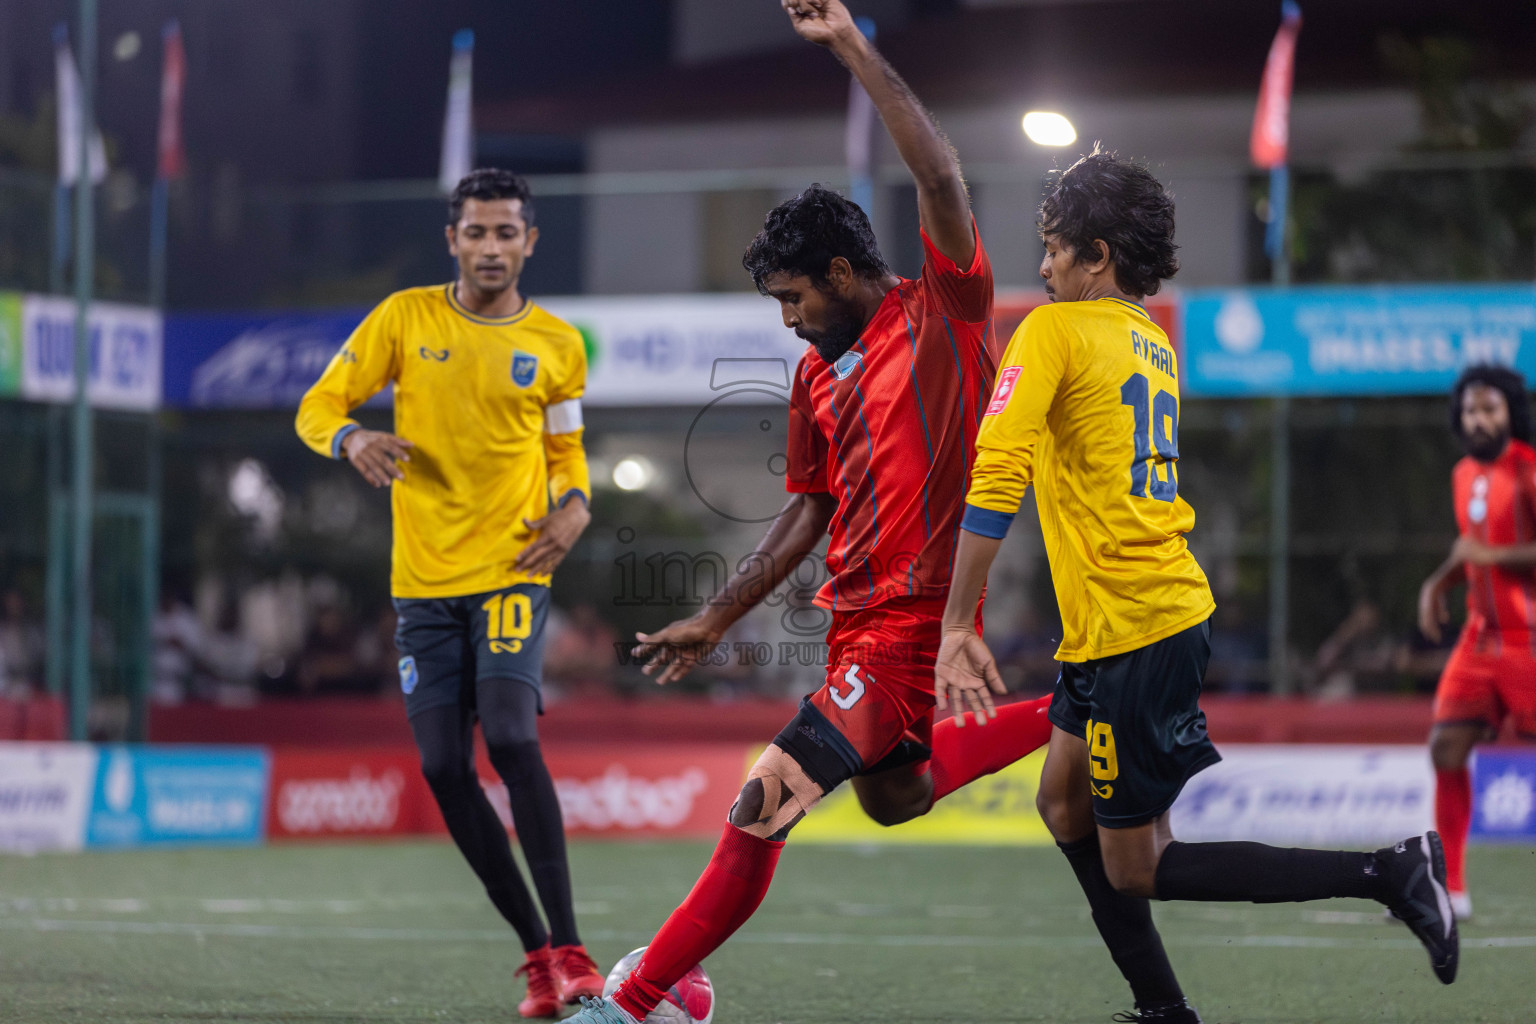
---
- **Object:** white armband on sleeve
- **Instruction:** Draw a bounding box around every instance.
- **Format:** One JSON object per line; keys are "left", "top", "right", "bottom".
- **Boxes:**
{"left": 544, "top": 398, "right": 584, "bottom": 435}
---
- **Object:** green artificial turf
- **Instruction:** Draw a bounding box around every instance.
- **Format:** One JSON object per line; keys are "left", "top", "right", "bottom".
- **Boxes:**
{"left": 0, "top": 840, "right": 1532, "bottom": 1023}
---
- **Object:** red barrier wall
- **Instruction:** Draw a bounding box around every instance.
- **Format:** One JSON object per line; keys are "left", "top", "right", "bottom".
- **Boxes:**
{"left": 153, "top": 694, "right": 1440, "bottom": 748}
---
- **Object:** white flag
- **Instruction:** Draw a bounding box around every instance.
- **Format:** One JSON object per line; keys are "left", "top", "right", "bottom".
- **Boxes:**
{"left": 438, "top": 29, "right": 474, "bottom": 195}
{"left": 54, "top": 23, "right": 107, "bottom": 186}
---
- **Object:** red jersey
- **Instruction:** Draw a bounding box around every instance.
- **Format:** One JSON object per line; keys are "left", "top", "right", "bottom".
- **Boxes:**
{"left": 786, "top": 226, "right": 996, "bottom": 610}
{"left": 1453, "top": 438, "right": 1536, "bottom": 648}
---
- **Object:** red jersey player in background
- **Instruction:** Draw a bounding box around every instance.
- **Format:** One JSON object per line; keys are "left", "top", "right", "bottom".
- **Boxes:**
{"left": 565, "top": 3, "right": 1052, "bottom": 1022}
{"left": 1417, "top": 363, "right": 1536, "bottom": 921}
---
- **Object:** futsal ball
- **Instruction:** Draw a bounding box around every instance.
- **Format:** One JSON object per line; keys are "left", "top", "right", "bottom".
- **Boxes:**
{"left": 602, "top": 947, "right": 715, "bottom": 1024}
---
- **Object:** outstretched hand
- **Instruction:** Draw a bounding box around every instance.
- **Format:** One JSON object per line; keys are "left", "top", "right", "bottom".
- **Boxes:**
{"left": 630, "top": 615, "right": 724, "bottom": 686}
{"left": 934, "top": 626, "right": 1007, "bottom": 726}
{"left": 782, "top": 0, "right": 858, "bottom": 48}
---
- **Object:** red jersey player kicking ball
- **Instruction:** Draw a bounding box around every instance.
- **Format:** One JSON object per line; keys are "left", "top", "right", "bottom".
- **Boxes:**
{"left": 1418, "top": 363, "right": 1536, "bottom": 922}
{"left": 565, "top": 3, "right": 1052, "bottom": 1023}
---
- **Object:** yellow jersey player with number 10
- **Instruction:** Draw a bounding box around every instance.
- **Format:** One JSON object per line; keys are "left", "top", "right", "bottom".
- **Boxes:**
{"left": 296, "top": 169, "right": 607, "bottom": 1019}
{"left": 936, "top": 150, "right": 1458, "bottom": 1023}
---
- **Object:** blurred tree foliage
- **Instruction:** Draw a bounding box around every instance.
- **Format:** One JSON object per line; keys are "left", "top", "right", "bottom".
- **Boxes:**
{"left": 1261, "top": 35, "right": 1536, "bottom": 284}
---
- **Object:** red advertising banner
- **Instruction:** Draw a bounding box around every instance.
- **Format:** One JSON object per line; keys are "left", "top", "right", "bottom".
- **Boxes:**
{"left": 268, "top": 749, "right": 432, "bottom": 839}
{"left": 469, "top": 744, "right": 751, "bottom": 841}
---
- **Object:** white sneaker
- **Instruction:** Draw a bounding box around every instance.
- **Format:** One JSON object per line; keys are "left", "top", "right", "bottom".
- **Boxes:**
{"left": 1450, "top": 890, "right": 1473, "bottom": 921}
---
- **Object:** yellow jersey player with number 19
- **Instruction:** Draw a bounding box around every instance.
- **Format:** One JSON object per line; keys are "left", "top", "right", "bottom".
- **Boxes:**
{"left": 295, "top": 169, "right": 606, "bottom": 1019}
{"left": 935, "top": 149, "right": 1458, "bottom": 1023}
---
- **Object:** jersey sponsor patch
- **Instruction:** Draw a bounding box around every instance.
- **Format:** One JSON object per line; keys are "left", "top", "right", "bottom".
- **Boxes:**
{"left": 398, "top": 656, "right": 418, "bottom": 695}
{"left": 832, "top": 350, "right": 862, "bottom": 380}
{"left": 511, "top": 351, "right": 538, "bottom": 388}
{"left": 1469, "top": 475, "right": 1489, "bottom": 524}
{"left": 985, "top": 366, "right": 1023, "bottom": 415}
{"left": 419, "top": 346, "right": 450, "bottom": 361}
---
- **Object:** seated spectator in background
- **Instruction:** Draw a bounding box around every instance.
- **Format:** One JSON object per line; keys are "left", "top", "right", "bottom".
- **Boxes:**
{"left": 1311, "top": 597, "right": 1397, "bottom": 699}
{"left": 0, "top": 590, "right": 44, "bottom": 696}
{"left": 295, "top": 605, "right": 373, "bottom": 695}
{"left": 152, "top": 589, "right": 204, "bottom": 704}
{"left": 543, "top": 603, "right": 618, "bottom": 696}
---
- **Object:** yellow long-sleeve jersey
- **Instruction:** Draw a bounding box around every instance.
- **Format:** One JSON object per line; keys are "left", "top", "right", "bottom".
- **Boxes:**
{"left": 962, "top": 297, "right": 1214, "bottom": 661}
{"left": 296, "top": 283, "right": 591, "bottom": 599}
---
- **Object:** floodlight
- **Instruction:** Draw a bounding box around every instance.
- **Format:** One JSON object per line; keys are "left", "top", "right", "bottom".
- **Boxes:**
{"left": 1022, "top": 111, "right": 1076, "bottom": 147}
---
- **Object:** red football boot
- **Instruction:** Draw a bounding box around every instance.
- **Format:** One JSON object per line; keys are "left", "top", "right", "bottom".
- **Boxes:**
{"left": 553, "top": 944, "right": 606, "bottom": 1005}
{"left": 516, "top": 944, "right": 562, "bottom": 1018}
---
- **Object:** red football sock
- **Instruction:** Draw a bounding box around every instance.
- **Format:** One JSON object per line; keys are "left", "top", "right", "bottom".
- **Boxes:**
{"left": 1435, "top": 767, "right": 1472, "bottom": 894}
{"left": 929, "top": 694, "right": 1054, "bottom": 803}
{"left": 613, "top": 822, "right": 783, "bottom": 1020}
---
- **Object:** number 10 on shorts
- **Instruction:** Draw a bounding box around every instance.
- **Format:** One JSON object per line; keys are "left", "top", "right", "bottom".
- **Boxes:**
{"left": 482, "top": 592, "right": 532, "bottom": 654}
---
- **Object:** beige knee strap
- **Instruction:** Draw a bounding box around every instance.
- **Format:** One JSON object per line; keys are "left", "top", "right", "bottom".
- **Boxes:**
{"left": 736, "top": 745, "right": 825, "bottom": 839}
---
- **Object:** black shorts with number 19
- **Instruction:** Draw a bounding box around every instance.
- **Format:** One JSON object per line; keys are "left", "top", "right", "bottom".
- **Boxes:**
{"left": 393, "top": 583, "right": 550, "bottom": 719}
{"left": 1048, "top": 618, "right": 1221, "bottom": 829}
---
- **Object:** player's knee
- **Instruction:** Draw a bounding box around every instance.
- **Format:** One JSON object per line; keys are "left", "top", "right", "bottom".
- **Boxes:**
{"left": 418, "top": 751, "right": 472, "bottom": 795}
{"left": 1035, "top": 786, "right": 1077, "bottom": 839}
{"left": 483, "top": 737, "right": 543, "bottom": 785}
{"left": 728, "top": 779, "right": 766, "bottom": 829}
{"left": 1103, "top": 855, "right": 1156, "bottom": 899}
{"left": 1428, "top": 731, "right": 1471, "bottom": 772}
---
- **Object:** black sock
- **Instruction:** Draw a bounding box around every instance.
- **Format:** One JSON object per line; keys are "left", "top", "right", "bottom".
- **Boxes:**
{"left": 412, "top": 705, "right": 548, "bottom": 952}
{"left": 1154, "top": 840, "right": 1388, "bottom": 903}
{"left": 1059, "top": 833, "right": 1184, "bottom": 1008}
{"left": 488, "top": 738, "right": 581, "bottom": 948}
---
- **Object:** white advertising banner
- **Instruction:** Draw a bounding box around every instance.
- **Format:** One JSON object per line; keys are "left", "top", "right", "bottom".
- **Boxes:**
{"left": 0, "top": 743, "right": 98, "bottom": 853}
{"left": 22, "top": 295, "right": 163, "bottom": 410}
{"left": 541, "top": 295, "right": 804, "bottom": 407}
{"left": 1169, "top": 744, "right": 1434, "bottom": 846}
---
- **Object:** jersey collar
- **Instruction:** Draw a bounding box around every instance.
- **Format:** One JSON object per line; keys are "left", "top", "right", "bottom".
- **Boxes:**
{"left": 444, "top": 283, "right": 534, "bottom": 326}
{"left": 1101, "top": 296, "right": 1149, "bottom": 317}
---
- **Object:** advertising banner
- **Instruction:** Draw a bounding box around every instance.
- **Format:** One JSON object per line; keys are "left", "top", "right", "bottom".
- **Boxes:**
{"left": 468, "top": 744, "right": 750, "bottom": 840}
{"left": 85, "top": 746, "right": 269, "bottom": 848}
{"left": 0, "top": 743, "right": 97, "bottom": 853}
{"left": 1470, "top": 748, "right": 1536, "bottom": 842}
{"left": 796, "top": 747, "right": 1053, "bottom": 846}
{"left": 0, "top": 291, "right": 22, "bottom": 397}
{"left": 268, "top": 749, "right": 430, "bottom": 839}
{"left": 20, "top": 295, "right": 163, "bottom": 410}
{"left": 1169, "top": 745, "right": 1433, "bottom": 846}
{"left": 162, "top": 309, "right": 374, "bottom": 409}
{"left": 1184, "top": 285, "right": 1536, "bottom": 397}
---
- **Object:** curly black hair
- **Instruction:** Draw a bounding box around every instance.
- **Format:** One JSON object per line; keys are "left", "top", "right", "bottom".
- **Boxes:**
{"left": 742, "top": 184, "right": 891, "bottom": 294}
{"left": 1450, "top": 363, "right": 1531, "bottom": 442}
{"left": 448, "top": 168, "right": 535, "bottom": 227}
{"left": 1038, "top": 146, "right": 1178, "bottom": 297}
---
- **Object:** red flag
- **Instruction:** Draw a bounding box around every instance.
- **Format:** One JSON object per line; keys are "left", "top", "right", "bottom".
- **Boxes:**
{"left": 1250, "top": 2, "right": 1301, "bottom": 169}
{"left": 156, "top": 20, "right": 186, "bottom": 180}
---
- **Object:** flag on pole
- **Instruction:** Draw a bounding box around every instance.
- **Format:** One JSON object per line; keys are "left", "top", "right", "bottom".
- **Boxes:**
{"left": 844, "top": 17, "right": 877, "bottom": 215}
{"left": 438, "top": 29, "right": 474, "bottom": 194}
{"left": 156, "top": 20, "right": 186, "bottom": 181}
{"left": 53, "top": 23, "right": 107, "bottom": 186}
{"left": 1251, "top": 1, "right": 1301, "bottom": 261}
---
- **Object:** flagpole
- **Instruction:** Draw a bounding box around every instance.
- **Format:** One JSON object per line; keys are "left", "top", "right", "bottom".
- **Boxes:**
{"left": 1251, "top": 0, "right": 1301, "bottom": 696}
{"left": 1267, "top": 161, "right": 1292, "bottom": 695}
{"left": 69, "top": 0, "right": 98, "bottom": 740}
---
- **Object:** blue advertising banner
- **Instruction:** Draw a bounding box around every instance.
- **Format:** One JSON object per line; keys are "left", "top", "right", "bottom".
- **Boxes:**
{"left": 1470, "top": 748, "right": 1536, "bottom": 843}
{"left": 85, "top": 746, "right": 269, "bottom": 848}
{"left": 163, "top": 309, "right": 367, "bottom": 408}
{"left": 1183, "top": 285, "right": 1536, "bottom": 397}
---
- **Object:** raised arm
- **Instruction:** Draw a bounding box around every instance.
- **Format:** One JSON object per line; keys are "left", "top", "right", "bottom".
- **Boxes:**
{"left": 785, "top": 0, "right": 974, "bottom": 266}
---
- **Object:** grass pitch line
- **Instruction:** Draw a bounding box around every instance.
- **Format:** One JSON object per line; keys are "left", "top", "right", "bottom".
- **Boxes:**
{"left": 4, "top": 916, "right": 1534, "bottom": 951}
